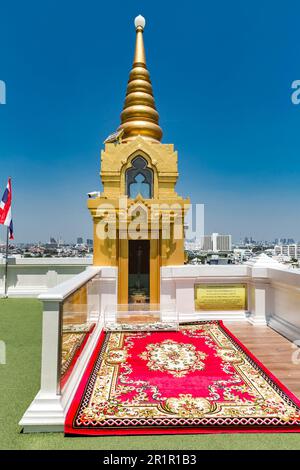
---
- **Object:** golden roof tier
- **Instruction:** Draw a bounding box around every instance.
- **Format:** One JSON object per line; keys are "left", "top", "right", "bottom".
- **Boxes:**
{"left": 117, "top": 15, "right": 163, "bottom": 143}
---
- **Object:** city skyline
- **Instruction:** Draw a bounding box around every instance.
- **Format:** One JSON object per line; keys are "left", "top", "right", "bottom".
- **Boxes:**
{"left": 1, "top": 1, "right": 300, "bottom": 242}
{"left": 1, "top": 229, "right": 299, "bottom": 246}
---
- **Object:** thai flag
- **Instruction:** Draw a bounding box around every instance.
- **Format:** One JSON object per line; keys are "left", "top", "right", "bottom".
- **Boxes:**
{"left": 0, "top": 178, "right": 14, "bottom": 240}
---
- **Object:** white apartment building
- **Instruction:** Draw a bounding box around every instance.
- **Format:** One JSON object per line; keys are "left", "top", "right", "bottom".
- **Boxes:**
{"left": 200, "top": 233, "right": 232, "bottom": 252}
{"left": 274, "top": 244, "right": 300, "bottom": 259}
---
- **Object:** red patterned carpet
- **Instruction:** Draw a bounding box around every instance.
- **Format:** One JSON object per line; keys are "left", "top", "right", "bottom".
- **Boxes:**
{"left": 61, "top": 323, "right": 95, "bottom": 388}
{"left": 65, "top": 321, "right": 300, "bottom": 435}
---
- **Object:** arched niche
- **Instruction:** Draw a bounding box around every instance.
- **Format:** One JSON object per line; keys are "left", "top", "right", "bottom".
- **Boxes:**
{"left": 125, "top": 156, "right": 154, "bottom": 199}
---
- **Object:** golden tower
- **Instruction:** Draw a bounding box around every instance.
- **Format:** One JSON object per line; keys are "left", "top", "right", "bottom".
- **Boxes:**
{"left": 88, "top": 15, "right": 189, "bottom": 304}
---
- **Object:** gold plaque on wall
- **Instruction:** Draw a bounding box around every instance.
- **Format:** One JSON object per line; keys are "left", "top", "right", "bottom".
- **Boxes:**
{"left": 194, "top": 284, "right": 247, "bottom": 311}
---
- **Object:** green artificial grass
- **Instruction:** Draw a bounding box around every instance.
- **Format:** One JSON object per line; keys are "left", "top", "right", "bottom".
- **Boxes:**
{"left": 0, "top": 298, "right": 300, "bottom": 450}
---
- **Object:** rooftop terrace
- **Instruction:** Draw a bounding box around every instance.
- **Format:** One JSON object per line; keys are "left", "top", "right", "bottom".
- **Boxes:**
{"left": 1, "top": 298, "right": 300, "bottom": 450}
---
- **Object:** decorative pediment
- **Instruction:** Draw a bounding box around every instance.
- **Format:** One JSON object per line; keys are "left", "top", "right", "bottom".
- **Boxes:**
{"left": 101, "top": 136, "right": 178, "bottom": 175}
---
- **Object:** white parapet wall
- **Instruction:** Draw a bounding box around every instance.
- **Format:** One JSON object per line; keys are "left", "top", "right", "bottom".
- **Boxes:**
{"left": 161, "top": 264, "right": 251, "bottom": 322}
{"left": 161, "top": 254, "right": 300, "bottom": 339}
{"left": 267, "top": 268, "right": 300, "bottom": 343}
{"left": 0, "top": 257, "right": 92, "bottom": 297}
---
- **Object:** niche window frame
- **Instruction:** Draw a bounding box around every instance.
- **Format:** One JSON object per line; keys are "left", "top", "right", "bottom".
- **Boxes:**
{"left": 125, "top": 156, "right": 154, "bottom": 199}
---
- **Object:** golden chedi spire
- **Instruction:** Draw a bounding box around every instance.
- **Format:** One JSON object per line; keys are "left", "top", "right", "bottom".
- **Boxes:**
{"left": 118, "top": 15, "right": 163, "bottom": 143}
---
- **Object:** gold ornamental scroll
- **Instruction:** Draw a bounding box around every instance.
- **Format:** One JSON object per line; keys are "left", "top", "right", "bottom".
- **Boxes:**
{"left": 195, "top": 284, "right": 247, "bottom": 311}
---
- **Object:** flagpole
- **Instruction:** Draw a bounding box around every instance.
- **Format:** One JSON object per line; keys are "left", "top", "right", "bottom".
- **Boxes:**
{"left": 4, "top": 226, "right": 9, "bottom": 298}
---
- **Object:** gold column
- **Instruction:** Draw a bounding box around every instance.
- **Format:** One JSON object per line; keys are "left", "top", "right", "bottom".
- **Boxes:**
{"left": 150, "top": 238, "right": 160, "bottom": 304}
{"left": 118, "top": 238, "right": 128, "bottom": 304}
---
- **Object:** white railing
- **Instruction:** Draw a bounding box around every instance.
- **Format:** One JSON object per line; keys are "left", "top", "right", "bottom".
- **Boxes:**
{"left": 19, "top": 265, "right": 117, "bottom": 433}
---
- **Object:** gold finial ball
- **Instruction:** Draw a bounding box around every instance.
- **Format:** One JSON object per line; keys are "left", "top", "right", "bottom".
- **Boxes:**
{"left": 134, "top": 15, "right": 146, "bottom": 30}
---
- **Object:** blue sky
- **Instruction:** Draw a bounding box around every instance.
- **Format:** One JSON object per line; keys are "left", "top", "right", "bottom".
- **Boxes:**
{"left": 0, "top": 0, "right": 300, "bottom": 243}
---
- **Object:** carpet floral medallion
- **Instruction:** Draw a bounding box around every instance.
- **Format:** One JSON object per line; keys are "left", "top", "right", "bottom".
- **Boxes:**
{"left": 65, "top": 321, "right": 300, "bottom": 435}
{"left": 139, "top": 340, "right": 207, "bottom": 377}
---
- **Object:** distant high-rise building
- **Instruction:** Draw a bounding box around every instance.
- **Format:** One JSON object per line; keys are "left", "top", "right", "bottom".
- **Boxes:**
{"left": 278, "top": 238, "right": 295, "bottom": 245}
{"left": 214, "top": 233, "right": 232, "bottom": 251}
{"left": 201, "top": 236, "right": 213, "bottom": 251}
{"left": 50, "top": 237, "right": 57, "bottom": 244}
{"left": 77, "top": 237, "right": 83, "bottom": 244}
{"left": 200, "top": 233, "right": 232, "bottom": 252}
{"left": 243, "top": 236, "right": 255, "bottom": 245}
{"left": 86, "top": 239, "right": 93, "bottom": 246}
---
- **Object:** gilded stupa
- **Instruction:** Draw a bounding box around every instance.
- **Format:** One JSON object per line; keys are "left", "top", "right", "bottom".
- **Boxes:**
{"left": 88, "top": 15, "right": 189, "bottom": 304}
{"left": 118, "top": 15, "right": 163, "bottom": 143}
